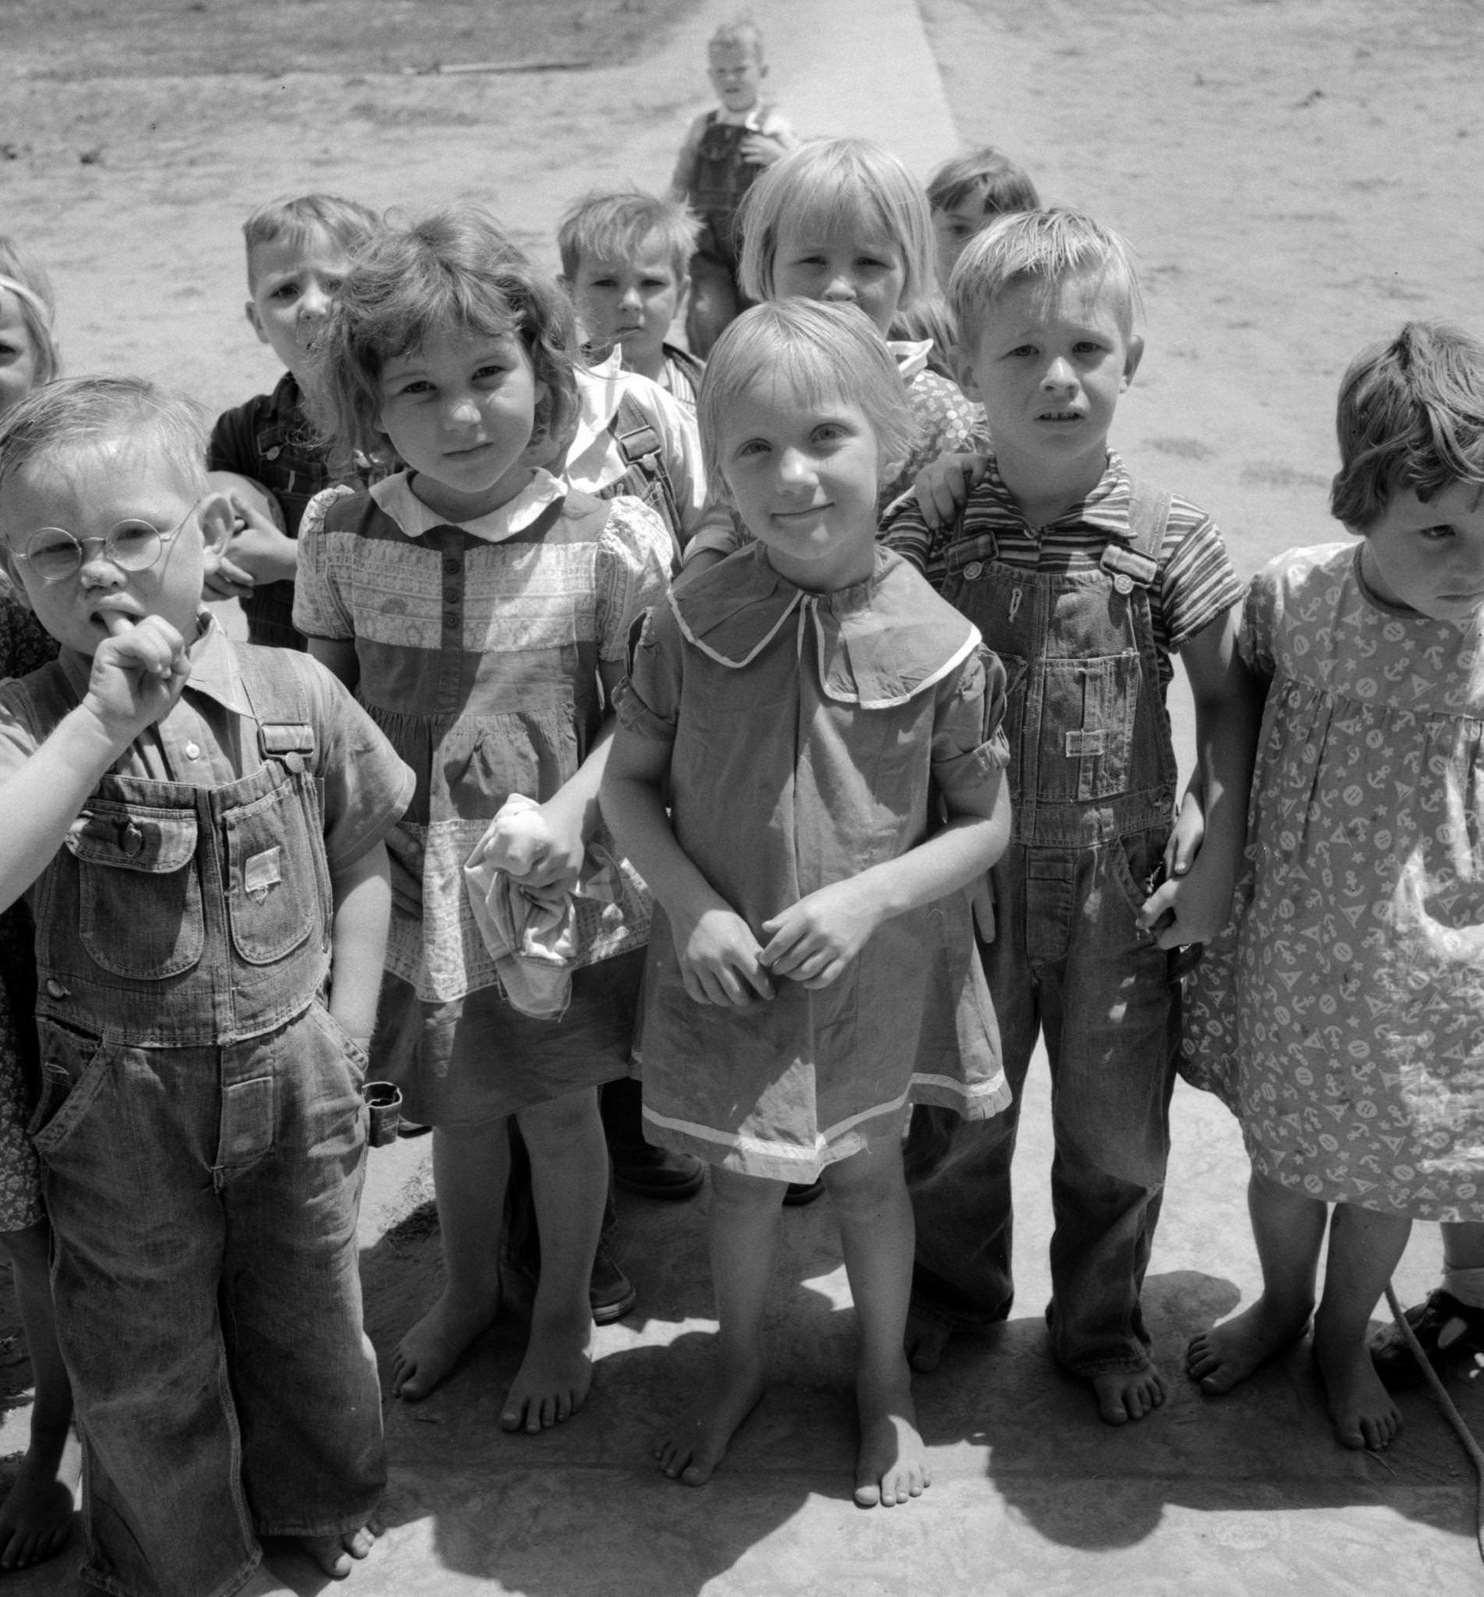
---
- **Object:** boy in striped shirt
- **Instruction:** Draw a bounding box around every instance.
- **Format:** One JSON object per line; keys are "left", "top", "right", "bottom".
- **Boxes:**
{"left": 888, "top": 208, "right": 1257, "bottom": 1427}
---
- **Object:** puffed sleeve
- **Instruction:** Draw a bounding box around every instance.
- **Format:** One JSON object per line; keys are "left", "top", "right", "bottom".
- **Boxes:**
{"left": 1239, "top": 562, "right": 1280, "bottom": 686}
{"left": 292, "top": 484, "right": 360, "bottom": 642}
{"left": 595, "top": 496, "right": 675, "bottom": 662}
{"left": 929, "top": 644, "right": 1009, "bottom": 813}
{"left": 613, "top": 599, "right": 683, "bottom": 746}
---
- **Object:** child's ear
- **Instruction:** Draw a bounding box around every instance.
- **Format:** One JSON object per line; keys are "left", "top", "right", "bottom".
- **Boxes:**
{"left": 950, "top": 343, "right": 983, "bottom": 402}
{"left": 0, "top": 551, "right": 33, "bottom": 614}
{"left": 245, "top": 299, "right": 270, "bottom": 347}
{"left": 1121, "top": 333, "right": 1145, "bottom": 390}
{"left": 196, "top": 492, "right": 237, "bottom": 571}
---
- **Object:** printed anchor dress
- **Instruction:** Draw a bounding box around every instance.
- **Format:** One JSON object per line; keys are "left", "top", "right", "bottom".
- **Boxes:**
{"left": 617, "top": 544, "right": 1012, "bottom": 1184}
{"left": 1180, "top": 542, "right": 1484, "bottom": 1218}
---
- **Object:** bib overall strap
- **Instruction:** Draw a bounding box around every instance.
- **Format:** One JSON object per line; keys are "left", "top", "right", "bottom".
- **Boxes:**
{"left": 1099, "top": 480, "right": 1171, "bottom": 592}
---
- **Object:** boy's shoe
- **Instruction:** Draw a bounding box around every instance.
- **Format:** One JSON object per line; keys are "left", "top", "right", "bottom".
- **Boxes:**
{"left": 783, "top": 1178, "right": 825, "bottom": 1207}
{"left": 590, "top": 1243, "right": 639, "bottom": 1325}
{"left": 1370, "top": 1288, "right": 1484, "bottom": 1388}
{"left": 611, "top": 1141, "right": 707, "bottom": 1201}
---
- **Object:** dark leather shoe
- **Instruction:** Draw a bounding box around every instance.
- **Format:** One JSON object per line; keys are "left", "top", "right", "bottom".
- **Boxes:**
{"left": 611, "top": 1140, "right": 706, "bottom": 1201}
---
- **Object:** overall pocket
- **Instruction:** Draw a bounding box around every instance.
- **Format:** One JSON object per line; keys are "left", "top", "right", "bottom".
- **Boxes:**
{"left": 224, "top": 775, "right": 328, "bottom": 965}
{"left": 27, "top": 1020, "right": 110, "bottom": 1157}
{"left": 70, "top": 804, "right": 203, "bottom": 977}
{"left": 1036, "top": 651, "right": 1141, "bottom": 803}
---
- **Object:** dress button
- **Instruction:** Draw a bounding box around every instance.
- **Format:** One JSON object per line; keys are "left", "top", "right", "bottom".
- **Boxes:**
{"left": 444, "top": 558, "right": 459, "bottom": 574}
{"left": 963, "top": 561, "right": 984, "bottom": 581}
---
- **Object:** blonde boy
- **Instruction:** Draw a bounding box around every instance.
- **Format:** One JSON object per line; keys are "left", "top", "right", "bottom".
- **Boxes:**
{"left": 559, "top": 189, "right": 704, "bottom": 409}
{"left": 0, "top": 377, "right": 412, "bottom": 1596}
{"left": 889, "top": 209, "right": 1257, "bottom": 1426}
{"left": 669, "top": 19, "right": 796, "bottom": 355}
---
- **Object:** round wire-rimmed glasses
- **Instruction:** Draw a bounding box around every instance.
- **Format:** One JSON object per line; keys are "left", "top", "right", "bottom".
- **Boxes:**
{"left": 13, "top": 500, "right": 199, "bottom": 585}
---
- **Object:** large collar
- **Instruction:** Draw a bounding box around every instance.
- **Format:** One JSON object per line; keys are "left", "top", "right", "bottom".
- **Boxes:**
{"left": 672, "top": 543, "right": 980, "bottom": 709}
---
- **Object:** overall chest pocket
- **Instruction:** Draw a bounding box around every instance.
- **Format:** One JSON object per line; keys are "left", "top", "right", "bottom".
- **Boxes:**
{"left": 1033, "top": 651, "right": 1143, "bottom": 802}
{"left": 69, "top": 806, "right": 203, "bottom": 978}
{"left": 223, "top": 776, "right": 328, "bottom": 964}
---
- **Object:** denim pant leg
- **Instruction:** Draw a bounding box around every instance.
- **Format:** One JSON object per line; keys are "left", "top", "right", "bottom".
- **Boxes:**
{"left": 32, "top": 1026, "right": 259, "bottom": 1597}
{"left": 905, "top": 862, "right": 1041, "bottom": 1331}
{"left": 221, "top": 1004, "right": 385, "bottom": 1537}
{"left": 1035, "top": 833, "right": 1177, "bottom": 1377}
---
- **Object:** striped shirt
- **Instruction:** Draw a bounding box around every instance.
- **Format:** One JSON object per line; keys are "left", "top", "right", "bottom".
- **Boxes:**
{"left": 883, "top": 452, "right": 1242, "bottom": 688}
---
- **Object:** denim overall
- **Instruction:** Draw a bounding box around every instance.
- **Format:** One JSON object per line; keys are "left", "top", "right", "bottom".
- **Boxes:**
{"left": 23, "top": 647, "right": 384, "bottom": 1597}
{"left": 691, "top": 113, "right": 756, "bottom": 266}
{"left": 907, "top": 483, "right": 1181, "bottom": 1376}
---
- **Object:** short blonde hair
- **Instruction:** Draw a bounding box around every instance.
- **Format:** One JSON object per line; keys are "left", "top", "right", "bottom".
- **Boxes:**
{"left": 0, "top": 235, "right": 60, "bottom": 389}
{"left": 699, "top": 299, "right": 918, "bottom": 495}
{"left": 709, "top": 19, "right": 764, "bottom": 60}
{"left": 1331, "top": 321, "right": 1484, "bottom": 531}
{"left": 737, "top": 139, "right": 936, "bottom": 313}
{"left": 949, "top": 207, "right": 1142, "bottom": 344}
{"left": 0, "top": 375, "right": 208, "bottom": 501}
{"left": 557, "top": 189, "right": 699, "bottom": 284}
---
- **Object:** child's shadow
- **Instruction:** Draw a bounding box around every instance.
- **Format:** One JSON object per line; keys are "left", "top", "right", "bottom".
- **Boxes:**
{"left": 915, "top": 1267, "right": 1484, "bottom": 1556}
{"left": 356, "top": 1185, "right": 864, "bottom": 1597}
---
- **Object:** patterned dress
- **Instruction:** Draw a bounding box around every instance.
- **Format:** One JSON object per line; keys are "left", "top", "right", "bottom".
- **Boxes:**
{"left": 296, "top": 470, "right": 672, "bottom": 1124}
{"left": 1180, "top": 542, "right": 1484, "bottom": 1219}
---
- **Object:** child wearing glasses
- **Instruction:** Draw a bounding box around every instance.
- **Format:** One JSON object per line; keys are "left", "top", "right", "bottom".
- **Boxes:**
{"left": 0, "top": 375, "right": 414, "bottom": 1597}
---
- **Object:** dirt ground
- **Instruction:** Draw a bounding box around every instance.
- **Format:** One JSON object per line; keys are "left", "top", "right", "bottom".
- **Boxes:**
{"left": 4, "top": 0, "right": 1484, "bottom": 1584}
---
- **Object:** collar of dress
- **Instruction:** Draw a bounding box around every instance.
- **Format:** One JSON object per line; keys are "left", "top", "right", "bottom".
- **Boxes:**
{"left": 370, "top": 468, "right": 565, "bottom": 543}
{"left": 670, "top": 543, "right": 981, "bottom": 709}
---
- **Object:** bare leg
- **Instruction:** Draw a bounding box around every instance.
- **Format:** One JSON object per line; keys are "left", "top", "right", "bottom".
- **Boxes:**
{"left": 500, "top": 1088, "right": 607, "bottom": 1433}
{"left": 827, "top": 1136, "right": 930, "bottom": 1508}
{"left": 0, "top": 1221, "right": 77, "bottom": 1570}
{"left": 656, "top": 1166, "right": 784, "bottom": 1486}
{"left": 1187, "top": 1171, "right": 1324, "bottom": 1394}
{"left": 393, "top": 1121, "right": 509, "bottom": 1400}
{"left": 1315, "top": 1204, "right": 1411, "bottom": 1449}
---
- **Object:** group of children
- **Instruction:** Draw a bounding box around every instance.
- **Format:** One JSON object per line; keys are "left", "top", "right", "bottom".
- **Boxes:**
{"left": 0, "top": 12, "right": 1481, "bottom": 1595}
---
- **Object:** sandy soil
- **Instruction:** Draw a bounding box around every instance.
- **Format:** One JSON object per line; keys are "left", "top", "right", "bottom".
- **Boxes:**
{"left": 1, "top": 0, "right": 1483, "bottom": 1551}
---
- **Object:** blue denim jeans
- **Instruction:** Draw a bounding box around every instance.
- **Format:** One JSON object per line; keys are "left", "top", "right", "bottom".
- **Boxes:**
{"left": 907, "top": 829, "right": 1178, "bottom": 1376}
{"left": 32, "top": 1002, "right": 384, "bottom": 1597}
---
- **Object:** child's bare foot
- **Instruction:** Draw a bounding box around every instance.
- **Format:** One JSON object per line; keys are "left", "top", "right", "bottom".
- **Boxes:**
{"left": 1089, "top": 1362, "right": 1166, "bottom": 1425}
{"left": 1315, "top": 1333, "right": 1401, "bottom": 1450}
{"left": 854, "top": 1368, "right": 930, "bottom": 1508}
{"left": 0, "top": 1431, "right": 79, "bottom": 1569}
{"left": 655, "top": 1351, "right": 766, "bottom": 1486}
{"left": 296, "top": 1525, "right": 377, "bottom": 1580}
{"left": 1186, "top": 1298, "right": 1312, "bottom": 1395}
{"left": 904, "top": 1313, "right": 950, "bottom": 1374}
{"left": 500, "top": 1314, "right": 593, "bottom": 1433}
{"left": 392, "top": 1289, "right": 500, "bottom": 1401}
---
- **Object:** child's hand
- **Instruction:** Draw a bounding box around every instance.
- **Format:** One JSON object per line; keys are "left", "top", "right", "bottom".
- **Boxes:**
{"left": 675, "top": 906, "right": 774, "bottom": 1005}
{"left": 913, "top": 452, "right": 989, "bottom": 530}
{"left": 1163, "top": 787, "right": 1206, "bottom": 880}
{"left": 81, "top": 614, "right": 190, "bottom": 742}
{"left": 740, "top": 132, "right": 789, "bottom": 167}
{"left": 202, "top": 493, "right": 298, "bottom": 601}
{"left": 1137, "top": 854, "right": 1232, "bottom": 951}
{"left": 481, "top": 796, "right": 585, "bottom": 894}
{"left": 759, "top": 879, "right": 883, "bottom": 989}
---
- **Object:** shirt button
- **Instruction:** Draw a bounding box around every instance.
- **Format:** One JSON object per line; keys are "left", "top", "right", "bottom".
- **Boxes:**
{"left": 183, "top": 741, "right": 201, "bottom": 760}
{"left": 44, "top": 978, "right": 69, "bottom": 999}
{"left": 963, "top": 561, "right": 984, "bottom": 581}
